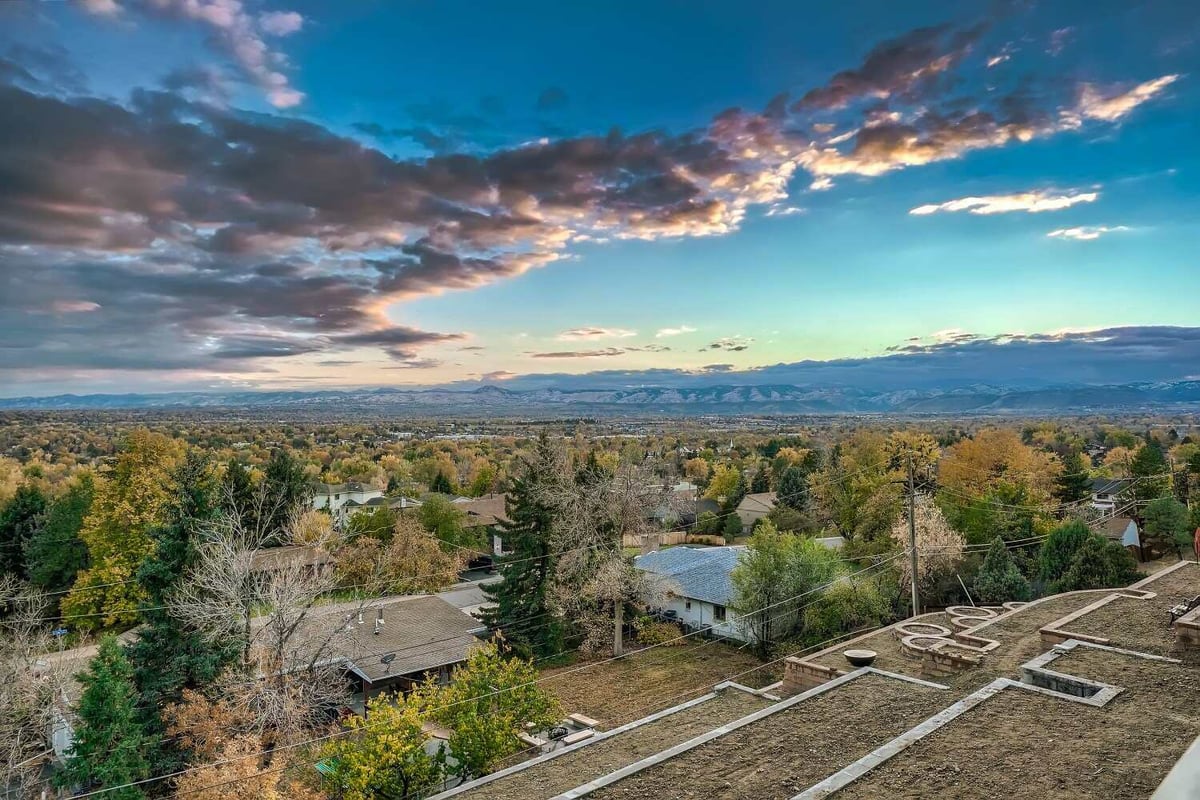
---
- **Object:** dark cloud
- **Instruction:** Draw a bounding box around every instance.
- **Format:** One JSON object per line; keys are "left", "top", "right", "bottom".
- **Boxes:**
{"left": 529, "top": 348, "right": 627, "bottom": 359}
{"left": 536, "top": 87, "right": 570, "bottom": 112}
{"left": 706, "top": 337, "right": 754, "bottom": 352}
{"left": 794, "top": 23, "right": 987, "bottom": 111}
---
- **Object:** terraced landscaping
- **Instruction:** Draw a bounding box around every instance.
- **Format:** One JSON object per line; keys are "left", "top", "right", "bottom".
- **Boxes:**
{"left": 448, "top": 688, "right": 769, "bottom": 800}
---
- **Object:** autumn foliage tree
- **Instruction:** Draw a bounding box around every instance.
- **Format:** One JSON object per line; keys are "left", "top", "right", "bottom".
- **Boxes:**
{"left": 893, "top": 495, "right": 965, "bottom": 610}
{"left": 62, "top": 430, "right": 182, "bottom": 631}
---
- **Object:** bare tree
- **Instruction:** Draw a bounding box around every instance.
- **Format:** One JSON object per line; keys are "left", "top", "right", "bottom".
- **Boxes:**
{"left": 1, "top": 576, "right": 72, "bottom": 798}
{"left": 536, "top": 462, "right": 675, "bottom": 656}
{"left": 170, "top": 504, "right": 373, "bottom": 760}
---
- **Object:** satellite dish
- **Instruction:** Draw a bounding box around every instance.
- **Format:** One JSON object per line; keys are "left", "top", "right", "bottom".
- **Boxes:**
{"left": 381, "top": 653, "right": 396, "bottom": 664}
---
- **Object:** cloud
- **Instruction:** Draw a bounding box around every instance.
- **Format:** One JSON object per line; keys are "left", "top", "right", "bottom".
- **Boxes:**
{"left": 910, "top": 189, "right": 1099, "bottom": 215}
{"left": 481, "top": 370, "right": 516, "bottom": 381}
{"left": 557, "top": 327, "right": 638, "bottom": 341}
{"left": 794, "top": 23, "right": 987, "bottom": 110}
{"left": 1073, "top": 75, "right": 1180, "bottom": 123}
{"left": 530, "top": 348, "right": 627, "bottom": 359}
{"left": 656, "top": 325, "right": 697, "bottom": 338}
{"left": 706, "top": 336, "right": 754, "bottom": 352}
{"left": 1046, "top": 225, "right": 1130, "bottom": 241}
{"left": 79, "top": 0, "right": 306, "bottom": 108}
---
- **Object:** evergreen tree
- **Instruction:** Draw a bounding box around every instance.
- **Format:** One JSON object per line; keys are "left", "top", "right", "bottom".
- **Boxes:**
{"left": 749, "top": 465, "right": 770, "bottom": 494}
{"left": 127, "top": 454, "right": 239, "bottom": 772}
{"left": 25, "top": 475, "right": 93, "bottom": 596}
{"left": 1142, "top": 497, "right": 1190, "bottom": 558}
{"left": 58, "top": 637, "right": 154, "bottom": 799}
{"left": 722, "top": 511, "right": 743, "bottom": 541}
{"left": 724, "top": 472, "right": 748, "bottom": 513}
{"left": 1053, "top": 536, "right": 1139, "bottom": 593}
{"left": 262, "top": 449, "right": 310, "bottom": 538}
{"left": 777, "top": 466, "right": 809, "bottom": 511}
{"left": 0, "top": 484, "right": 48, "bottom": 578}
{"left": 973, "top": 537, "right": 1031, "bottom": 603}
{"left": 1129, "top": 441, "right": 1170, "bottom": 504}
{"left": 430, "top": 471, "right": 454, "bottom": 495}
{"left": 1054, "top": 450, "right": 1092, "bottom": 504}
{"left": 219, "top": 458, "right": 257, "bottom": 530}
{"left": 1037, "top": 519, "right": 1092, "bottom": 585}
{"left": 481, "top": 436, "right": 563, "bottom": 659}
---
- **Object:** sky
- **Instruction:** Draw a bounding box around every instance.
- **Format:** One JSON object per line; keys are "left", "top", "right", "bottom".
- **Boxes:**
{"left": 1, "top": 0, "right": 1198, "bottom": 396}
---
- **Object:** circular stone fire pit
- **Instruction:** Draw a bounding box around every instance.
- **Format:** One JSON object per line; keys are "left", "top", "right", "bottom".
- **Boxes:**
{"left": 843, "top": 649, "right": 878, "bottom": 667}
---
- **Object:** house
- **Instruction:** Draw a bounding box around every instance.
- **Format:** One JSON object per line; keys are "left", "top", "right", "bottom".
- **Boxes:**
{"left": 455, "top": 494, "right": 510, "bottom": 556}
{"left": 248, "top": 544, "right": 336, "bottom": 576}
{"left": 312, "top": 482, "right": 383, "bottom": 515}
{"left": 262, "top": 594, "right": 487, "bottom": 712}
{"left": 1090, "top": 478, "right": 1133, "bottom": 512}
{"left": 634, "top": 545, "right": 747, "bottom": 641}
{"left": 1094, "top": 516, "right": 1143, "bottom": 561}
{"left": 735, "top": 492, "right": 777, "bottom": 533}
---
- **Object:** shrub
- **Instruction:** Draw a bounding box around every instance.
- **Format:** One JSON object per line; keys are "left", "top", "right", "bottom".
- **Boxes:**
{"left": 633, "top": 616, "right": 684, "bottom": 646}
{"left": 1052, "top": 536, "right": 1140, "bottom": 593}
{"left": 801, "top": 579, "right": 892, "bottom": 646}
{"left": 1038, "top": 519, "right": 1092, "bottom": 585}
{"left": 722, "top": 512, "right": 743, "bottom": 542}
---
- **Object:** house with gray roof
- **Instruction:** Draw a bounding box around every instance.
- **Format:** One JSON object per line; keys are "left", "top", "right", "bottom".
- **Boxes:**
{"left": 634, "top": 545, "right": 748, "bottom": 641}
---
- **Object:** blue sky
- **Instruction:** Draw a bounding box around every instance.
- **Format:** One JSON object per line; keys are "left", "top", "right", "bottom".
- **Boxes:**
{"left": 0, "top": 0, "right": 1197, "bottom": 395}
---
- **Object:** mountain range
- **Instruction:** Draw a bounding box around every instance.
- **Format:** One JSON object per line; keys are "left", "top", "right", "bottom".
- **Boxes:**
{"left": 2, "top": 381, "right": 1198, "bottom": 415}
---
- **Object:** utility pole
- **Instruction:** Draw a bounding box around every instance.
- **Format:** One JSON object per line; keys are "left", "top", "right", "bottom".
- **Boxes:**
{"left": 907, "top": 455, "right": 920, "bottom": 617}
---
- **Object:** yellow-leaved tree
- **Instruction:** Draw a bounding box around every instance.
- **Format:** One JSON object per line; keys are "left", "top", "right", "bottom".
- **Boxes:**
{"left": 61, "top": 430, "right": 182, "bottom": 631}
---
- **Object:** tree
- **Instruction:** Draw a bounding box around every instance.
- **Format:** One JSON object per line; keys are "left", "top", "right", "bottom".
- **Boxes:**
{"left": 801, "top": 577, "right": 892, "bottom": 646}
{"left": 62, "top": 430, "right": 182, "bottom": 631}
{"left": 321, "top": 693, "right": 445, "bottom": 800}
{"left": 431, "top": 642, "right": 561, "bottom": 779}
{"left": 938, "top": 429, "right": 1059, "bottom": 505}
{"left": 419, "top": 494, "right": 476, "bottom": 549}
{"left": 1142, "top": 497, "right": 1191, "bottom": 557}
{"left": 2, "top": 577, "right": 73, "bottom": 797}
{"left": 58, "top": 637, "right": 154, "bottom": 800}
{"left": 220, "top": 459, "right": 257, "bottom": 530}
{"left": 126, "top": 453, "right": 238, "bottom": 772}
{"left": 1053, "top": 536, "right": 1139, "bottom": 593}
{"left": 336, "top": 516, "right": 463, "bottom": 594}
{"left": 1054, "top": 450, "right": 1092, "bottom": 505}
{"left": 749, "top": 465, "right": 770, "bottom": 494}
{"left": 777, "top": 466, "right": 809, "bottom": 512}
{"left": 24, "top": 474, "right": 93, "bottom": 597}
{"left": 1129, "top": 441, "right": 1170, "bottom": 504}
{"left": 0, "top": 483, "right": 47, "bottom": 579}
{"left": 892, "top": 495, "right": 964, "bottom": 610}
{"left": 722, "top": 511, "right": 743, "bottom": 542}
{"left": 811, "top": 433, "right": 899, "bottom": 542}
{"left": 973, "top": 537, "right": 1031, "bottom": 603}
{"left": 482, "top": 437, "right": 564, "bottom": 659}
{"left": 346, "top": 505, "right": 399, "bottom": 541}
{"left": 1038, "top": 519, "right": 1093, "bottom": 586}
{"left": 430, "top": 470, "right": 454, "bottom": 495}
{"left": 704, "top": 464, "right": 743, "bottom": 508}
{"left": 262, "top": 449, "right": 311, "bottom": 539}
{"left": 731, "top": 521, "right": 845, "bottom": 657}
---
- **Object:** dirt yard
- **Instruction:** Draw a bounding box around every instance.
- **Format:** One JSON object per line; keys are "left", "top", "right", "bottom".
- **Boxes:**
{"left": 1065, "top": 562, "right": 1200, "bottom": 657}
{"left": 539, "top": 639, "right": 777, "bottom": 727}
{"left": 834, "top": 646, "right": 1200, "bottom": 800}
{"left": 457, "top": 688, "right": 767, "bottom": 800}
{"left": 588, "top": 673, "right": 947, "bottom": 800}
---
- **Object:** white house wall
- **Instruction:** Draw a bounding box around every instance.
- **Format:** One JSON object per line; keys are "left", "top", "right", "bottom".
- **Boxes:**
{"left": 659, "top": 596, "right": 746, "bottom": 642}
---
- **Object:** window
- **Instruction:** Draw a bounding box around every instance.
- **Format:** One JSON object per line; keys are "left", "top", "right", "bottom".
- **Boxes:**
{"left": 713, "top": 604, "right": 727, "bottom": 622}
{"left": 685, "top": 600, "right": 692, "bottom": 611}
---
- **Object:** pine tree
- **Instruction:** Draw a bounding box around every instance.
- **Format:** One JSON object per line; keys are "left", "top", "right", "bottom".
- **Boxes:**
{"left": 481, "top": 436, "right": 563, "bottom": 659}
{"left": 973, "top": 537, "right": 1030, "bottom": 603}
{"left": 58, "top": 637, "right": 154, "bottom": 799}
{"left": 0, "top": 483, "right": 48, "bottom": 579}
{"left": 750, "top": 465, "right": 770, "bottom": 494}
{"left": 127, "top": 454, "right": 239, "bottom": 772}
{"left": 220, "top": 458, "right": 257, "bottom": 530}
{"left": 722, "top": 510, "right": 743, "bottom": 541}
{"left": 430, "top": 471, "right": 454, "bottom": 495}
{"left": 777, "top": 466, "right": 809, "bottom": 511}
{"left": 1053, "top": 450, "right": 1092, "bottom": 504}
{"left": 262, "top": 449, "right": 310, "bottom": 539}
{"left": 1130, "top": 441, "right": 1170, "bottom": 503}
{"left": 1038, "top": 519, "right": 1092, "bottom": 585}
{"left": 24, "top": 475, "right": 93, "bottom": 607}
{"left": 1053, "top": 536, "right": 1139, "bottom": 592}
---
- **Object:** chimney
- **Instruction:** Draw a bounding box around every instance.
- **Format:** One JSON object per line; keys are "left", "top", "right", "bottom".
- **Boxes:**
{"left": 374, "top": 607, "right": 384, "bottom": 635}
{"left": 357, "top": 610, "right": 364, "bottom": 625}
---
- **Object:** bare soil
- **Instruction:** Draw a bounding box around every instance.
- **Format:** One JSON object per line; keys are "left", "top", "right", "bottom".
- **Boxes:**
{"left": 834, "top": 646, "right": 1200, "bottom": 800}
{"left": 1066, "top": 563, "right": 1200, "bottom": 657}
{"left": 588, "top": 673, "right": 947, "bottom": 800}
{"left": 457, "top": 689, "right": 767, "bottom": 800}
{"left": 539, "top": 640, "right": 777, "bottom": 727}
